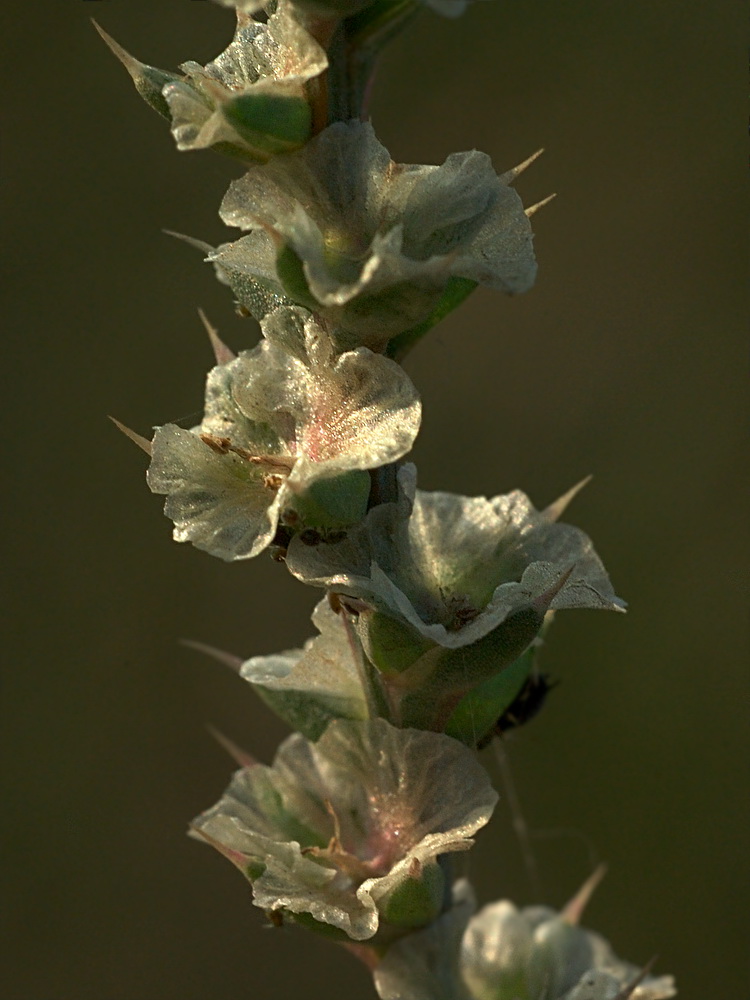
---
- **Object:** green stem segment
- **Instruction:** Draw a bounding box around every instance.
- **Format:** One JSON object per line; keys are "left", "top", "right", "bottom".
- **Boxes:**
{"left": 327, "top": 0, "right": 420, "bottom": 122}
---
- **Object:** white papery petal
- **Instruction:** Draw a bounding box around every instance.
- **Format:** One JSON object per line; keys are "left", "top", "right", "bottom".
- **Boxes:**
{"left": 252, "top": 307, "right": 422, "bottom": 488}
{"left": 166, "top": 2, "right": 326, "bottom": 154}
{"left": 147, "top": 424, "right": 286, "bottom": 560}
{"left": 147, "top": 308, "right": 420, "bottom": 560}
{"left": 461, "top": 900, "right": 534, "bottom": 999}
{"left": 240, "top": 599, "right": 369, "bottom": 737}
{"left": 219, "top": 121, "right": 536, "bottom": 345}
{"left": 458, "top": 899, "right": 677, "bottom": 1000}
{"left": 289, "top": 478, "right": 623, "bottom": 649}
{"left": 193, "top": 719, "right": 496, "bottom": 940}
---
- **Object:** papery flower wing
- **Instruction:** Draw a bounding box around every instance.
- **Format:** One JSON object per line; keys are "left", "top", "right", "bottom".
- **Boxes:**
{"left": 194, "top": 761, "right": 380, "bottom": 936}
{"left": 489, "top": 490, "right": 625, "bottom": 614}
{"left": 166, "top": 3, "right": 326, "bottom": 157}
{"left": 246, "top": 307, "right": 422, "bottom": 488}
{"left": 219, "top": 121, "right": 536, "bottom": 347}
{"left": 203, "top": 4, "right": 327, "bottom": 87}
{"left": 240, "top": 598, "right": 369, "bottom": 739}
{"left": 251, "top": 846, "right": 381, "bottom": 939}
{"left": 193, "top": 719, "right": 496, "bottom": 940}
{"left": 289, "top": 478, "right": 622, "bottom": 650}
{"left": 563, "top": 971, "right": 625, "bottom": 1000}
{"left": 398, "top": 149, "right": 536, "bottom": 293}
{"left": 460, "top": 898, "right": 677, "bottom": 1000}
{"left": 582, "top": 932, "right": 677, "bottom": 999}
{"left": 147, "top": 353, "right": 291, "bottom": 561}
{"left": 313, "top": 719, "right": 498, "bottom": 858}
{"left": 147, "top": 423, "right": 287, "bottom": 560}
{"left": 562, "top": 968, "right": 677, "bottom": 1000}
{"left": 208, "top": 231, "right": 290, "bottom": 321}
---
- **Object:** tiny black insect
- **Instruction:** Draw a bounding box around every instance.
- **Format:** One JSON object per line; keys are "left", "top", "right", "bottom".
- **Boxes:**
{"left": 477, "top": 672, "right": 557, "bottom": 749}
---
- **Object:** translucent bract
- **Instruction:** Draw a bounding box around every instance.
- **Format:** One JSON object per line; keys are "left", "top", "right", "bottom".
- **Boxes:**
{"left": 239, "top": 597, "right": 369, "bottom": 740}
{"left": 214, "top": 120, "right": 537, "bottom": 349}
{"left": 288, "top": 466, "right": 624, "bottom": 651}
{"left": 147, "top": 307, "right": 421, "bottom": 560}
{"left": 192, "top": 718, "right": 498, "bottom": 940}
{"left": 164, "top": 2, "right": 326, "bottom": 158}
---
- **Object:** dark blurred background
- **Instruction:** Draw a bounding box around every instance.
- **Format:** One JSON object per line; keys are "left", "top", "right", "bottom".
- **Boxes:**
{"left": 2, "top": 1, "right": 747, "bottom": 997}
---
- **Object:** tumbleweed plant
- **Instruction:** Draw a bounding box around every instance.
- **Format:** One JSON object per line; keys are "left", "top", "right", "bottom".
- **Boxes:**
{"left": 100, "top": 1, "right": 677, "bottom": 997}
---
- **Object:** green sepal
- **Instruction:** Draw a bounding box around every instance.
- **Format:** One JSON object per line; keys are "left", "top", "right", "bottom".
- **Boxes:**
{"left": 133, "top": 65, "right": 185, "bottom": 121}
{"left": 444, "top": 645, "right": 535, "bottom": 747}
{"left": 378, "top": 861, "right": 445, "bottom": 930}
{"left": 290, "top": 911, "right": 359, "bottom": 942}
{"left": 397, "top": 605, "right": 546, "bottom": 731}
{"left": 94, "top": 22, "right": 185, "bottom": 121}
{"left": 221, "top": 93, "right": 312, "bottom": 158}
{"left": 276, "top": 244, "right": 319, "bottom": 311}
{"left": 386, "top": 277, "right": 477, "bottom": 362}
{"left": 291, "top": 470, "right": 371, "bottom": 533}
{"left": 356, "top": 611, "right": 435, "bottom": 676}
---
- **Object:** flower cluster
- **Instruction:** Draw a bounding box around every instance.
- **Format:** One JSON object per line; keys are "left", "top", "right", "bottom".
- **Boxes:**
{"left": 374, "top": 880, "right": 677, "bottom": 1000}
{"left": 147, "top": 306, "right": 421, "bottom": 559}
{"left": 104, "top": 0, "right": 676, "bottom": 996}
{"left": 214, "top": 119, "right": 537, "bottom": 349}
{"left": 193, "top": 717, "right": 498, "bottom": 940}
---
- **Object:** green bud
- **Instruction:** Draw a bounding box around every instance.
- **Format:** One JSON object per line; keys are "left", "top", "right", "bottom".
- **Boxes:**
{"left": 245, "top": 859, "right": 266, "bottom": 880}
{"left": 289, "top": 911, "right": 358, "bottom": 942}
{"left": 378, "top": 860, "right": 445, "bottom": 930}
{"left": 356, "top": 611, "right": 435, "bottom": 676}
{"left": 221, "top": 93, "right": 312, "bottom": 158}
{"left": 527, "top": 918, "right": 592, "bottom": 999}
{"left": 290, "top": 469, "right": 371, "bottom": 534}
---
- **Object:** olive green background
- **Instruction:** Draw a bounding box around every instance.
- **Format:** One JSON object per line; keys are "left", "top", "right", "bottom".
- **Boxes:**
{"left": 3, "top": 1, "right": 747, "bottom": 997}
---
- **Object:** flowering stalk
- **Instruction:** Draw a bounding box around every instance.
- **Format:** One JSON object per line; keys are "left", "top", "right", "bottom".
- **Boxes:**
{"left": 101, "top": 1, "right": 676, "bottom": 996}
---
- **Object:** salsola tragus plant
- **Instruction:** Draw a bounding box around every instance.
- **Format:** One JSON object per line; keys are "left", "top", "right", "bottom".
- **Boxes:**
{"left": 99, "top": 1, "right": 677, "bottom": 996}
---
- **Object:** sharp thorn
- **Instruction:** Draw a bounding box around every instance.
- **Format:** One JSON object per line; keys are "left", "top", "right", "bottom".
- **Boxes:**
{"left": 612, "top": 957, "right": 658, "bottom": 999}
{"left": 205, "top": 724, "right": 257, "bottom": 768}
{"left": 162, "top": 230, "right": 215, "bottom": 256}
{"left": 544, "top": 475, "right": 593, "bottom": 522}
{"left": 108, "top": 416, "right": 152, "bottom": 456}
{"left": 525, "top": 193, "right": 557, "bottom": 217}
{"left": 561, "top": 863, "right": 608, "bottom": 925}
{"left": 500, "top": 148, "right": 545, "bottom": 184}
{"left": 198, "top": 309, "right": 236, "bottom": 366}
{"left": 179, "top": 639, "right": 243, "bottom": 672}
{"left": 91, "top": 21, "right": 144, "bottom": 82}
